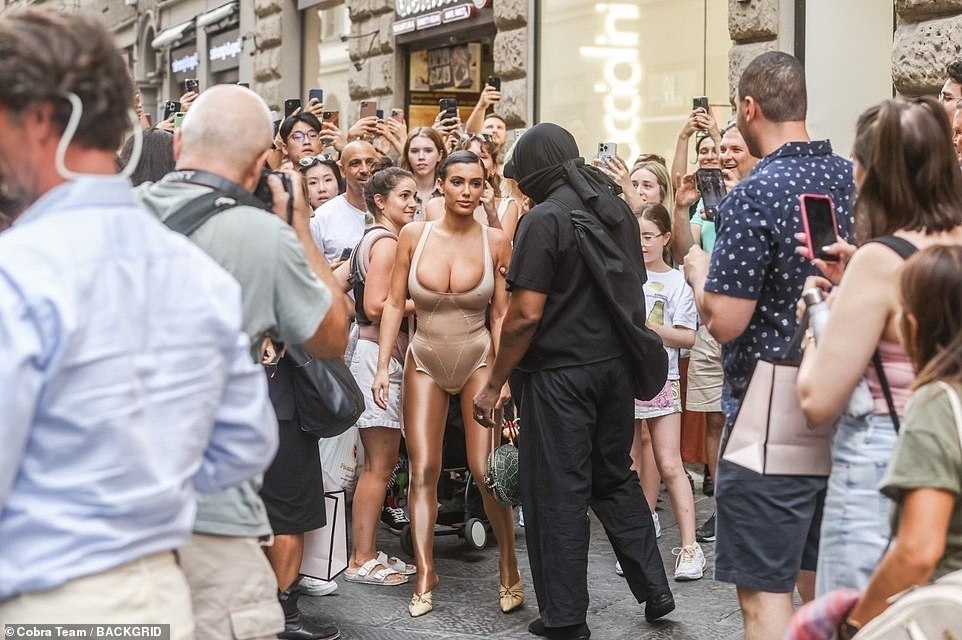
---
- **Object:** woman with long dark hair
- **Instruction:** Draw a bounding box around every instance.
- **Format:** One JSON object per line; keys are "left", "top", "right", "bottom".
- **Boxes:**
{"left": 372, "top": 151, "right": 521, "bottom": 618}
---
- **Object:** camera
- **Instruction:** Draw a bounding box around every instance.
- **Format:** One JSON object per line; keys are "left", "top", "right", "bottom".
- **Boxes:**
{"left": 254, "top": 169, "right": 296, "bottom": 223}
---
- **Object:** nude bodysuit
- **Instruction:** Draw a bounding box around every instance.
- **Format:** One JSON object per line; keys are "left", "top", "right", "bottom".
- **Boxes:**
{"left": 408, "top": 222, "right": 494, "bottom": 394}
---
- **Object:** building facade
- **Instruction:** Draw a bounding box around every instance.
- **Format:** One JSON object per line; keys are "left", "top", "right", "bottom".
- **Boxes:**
{"left": 2, "top": 0, "right": 961, "bottom": 159}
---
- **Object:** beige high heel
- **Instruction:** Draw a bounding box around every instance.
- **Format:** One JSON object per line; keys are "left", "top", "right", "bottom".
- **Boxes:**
{"left": 409, "top": 591, "right": 433, "bottom": 617}
{"left": 499, "top": 579, "right": 524, "bottom": 613}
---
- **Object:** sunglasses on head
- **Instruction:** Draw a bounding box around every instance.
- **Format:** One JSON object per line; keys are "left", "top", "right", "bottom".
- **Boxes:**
{"left": 299, "top": 154, "right": 337, "bottom": 168}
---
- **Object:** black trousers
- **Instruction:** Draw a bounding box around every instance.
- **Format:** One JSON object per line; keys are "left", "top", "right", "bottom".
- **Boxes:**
{"left": 516, "top": 357, "right": 669, "bottom": 627}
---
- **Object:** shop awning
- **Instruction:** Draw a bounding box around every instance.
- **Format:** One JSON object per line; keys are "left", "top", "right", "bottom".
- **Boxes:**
{"left": 151, "top": 20, "right": 193, "bottom": 50}
{"left": 197, "top": 2, "right": 238, "bottom": 29}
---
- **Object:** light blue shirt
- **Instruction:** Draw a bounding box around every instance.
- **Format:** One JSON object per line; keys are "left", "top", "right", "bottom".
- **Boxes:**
{"left": 0, "top": 176, "right": 279, "bottom": 599}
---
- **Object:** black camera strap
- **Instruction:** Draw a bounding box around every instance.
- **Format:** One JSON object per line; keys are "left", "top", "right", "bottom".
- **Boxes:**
{"left": 162, "top": 169, "right": 269, "bottom": 211}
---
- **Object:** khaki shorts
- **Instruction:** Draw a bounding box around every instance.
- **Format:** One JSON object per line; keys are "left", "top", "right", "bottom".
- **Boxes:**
{"left": 0, "top": 552, "right": 194, "bottom": 640}
{"left": 686, "top": 326, "right": 723, "bottom": 412}
{"left": 178, "top": 534, "right": 284, "bottom": 640}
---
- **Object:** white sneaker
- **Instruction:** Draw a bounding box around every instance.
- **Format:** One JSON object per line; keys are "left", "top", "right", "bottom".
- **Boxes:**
{"left": 652, "top": 512, "right": 661, "bottom": 539}
{"left": 615, "top": 560, "right": 623, "bottom": 576}
{"left": 299, "top": 575, "right": 338, "bottom": 596}
{"left": 672, "top": 543, "right": 706, "bottom": 581}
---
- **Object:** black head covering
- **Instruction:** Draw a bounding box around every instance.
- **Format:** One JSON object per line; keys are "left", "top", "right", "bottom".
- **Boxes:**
{"left": 504, "top": 122, "right": 626, "bottom": 225}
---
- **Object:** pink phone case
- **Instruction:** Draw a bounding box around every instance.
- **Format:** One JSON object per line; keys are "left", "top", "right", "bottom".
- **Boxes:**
{"left": 798, "top": 193, "right": 839, "bottom": 261}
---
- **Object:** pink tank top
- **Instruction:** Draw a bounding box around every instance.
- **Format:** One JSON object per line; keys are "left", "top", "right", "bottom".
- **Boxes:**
{"left": 865, "top": 340, "right": 914, "bottom": 417}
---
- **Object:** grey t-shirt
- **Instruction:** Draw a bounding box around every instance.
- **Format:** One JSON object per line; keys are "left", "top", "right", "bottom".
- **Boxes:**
{"left": 136, "top": 181, "right": 332, "bottom": 537}
{"left": 881, "top": 382, "right": 962, "bottom": 579}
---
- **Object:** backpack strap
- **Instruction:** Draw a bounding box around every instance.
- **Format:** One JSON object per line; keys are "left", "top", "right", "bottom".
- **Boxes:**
{"left": 350, "top": 226, "right": 398, "bottom": 286}
{"left": 163, "top": 192, "right": 245, "bottom": 237}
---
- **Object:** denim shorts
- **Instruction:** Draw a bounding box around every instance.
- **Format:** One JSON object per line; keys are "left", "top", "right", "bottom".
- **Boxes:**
{"left": 714, "top": 429, "right": 827, "bottom": 592}
{"left": 815, "top": 413, "right": 898, "bottom": 596}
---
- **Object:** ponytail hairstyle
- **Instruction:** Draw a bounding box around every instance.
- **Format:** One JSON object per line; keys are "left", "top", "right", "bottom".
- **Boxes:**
{"left": 899, "top": 245, "right": 962, "bottom": 389}
{"left": 638, "top": 203, "right": 673, "bottom": 265}
{"left": 853, "top": 97, "right": 962, "bottom": 244}
{"left": 363, "top": 166, "right": 414, "bottom": 220}
{"left": 438, "top": 149, "right": 486, "bottom": 180}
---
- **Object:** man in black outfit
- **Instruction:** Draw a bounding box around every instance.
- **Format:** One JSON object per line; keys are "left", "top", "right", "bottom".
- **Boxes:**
{"left": 473, "top": 123, "right": 674, "bottom": 640}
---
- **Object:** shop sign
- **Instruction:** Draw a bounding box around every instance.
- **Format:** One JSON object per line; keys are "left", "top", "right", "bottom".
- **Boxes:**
{"left": 396, "top": 0, "right": 486, "bottom": 19}
{"left": 395, "top": 3, "right": 476, "bottom": 34}
{"left": 579, "top": 3, "right": 642, "bottom": 160}
{"left": 415, "top": 12, "right": 442, "bottom": 29}
{"left": 208, "top": 29, "right": 242, "bottom": 73}
{"left": 170, "top": 47, "right": 199, "bottom": 80}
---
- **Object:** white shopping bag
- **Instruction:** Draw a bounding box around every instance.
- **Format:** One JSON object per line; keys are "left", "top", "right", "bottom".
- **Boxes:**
{"left": 300, "top": 490, "right": 348, "bottom": 581}
{"left": 318, "top": 426, "right": 364, "bottom": 501}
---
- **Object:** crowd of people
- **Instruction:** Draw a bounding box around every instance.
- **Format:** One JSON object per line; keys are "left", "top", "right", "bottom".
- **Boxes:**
{"left": 3, "top": 6, "right": 962, "bottom": 640}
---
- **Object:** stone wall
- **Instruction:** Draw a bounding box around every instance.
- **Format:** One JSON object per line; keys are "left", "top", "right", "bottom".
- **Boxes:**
{"left": 492, "top": 0, "right": 529, "bottom": 128}
{"left": 253, "top": 0, "right": 286, "bottom": 110}
{"left": 893, "top": 0, "right": 962, "bottom": 94}
{"left": 727, "top": 0, "right": 781, "bottom": 101}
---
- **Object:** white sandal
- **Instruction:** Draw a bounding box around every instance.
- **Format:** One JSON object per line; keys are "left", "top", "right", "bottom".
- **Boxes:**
{"left": 343, "top": 558, "right": 409, "bottom": 586}
{"left": 377, "top": 550, "right": 417, "bottom": 576}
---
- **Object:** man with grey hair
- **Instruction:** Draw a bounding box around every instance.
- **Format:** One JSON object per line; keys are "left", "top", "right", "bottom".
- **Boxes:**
{"left": 0, "top": 10, "right": 278, "bottom": 640}
{"left": 137, "top": 84, "right": 349, "bottom": 640}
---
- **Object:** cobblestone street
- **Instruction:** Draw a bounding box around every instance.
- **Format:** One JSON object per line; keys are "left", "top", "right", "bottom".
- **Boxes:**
{"left": 302, "top": 472, "right": 745, "bottom": 640}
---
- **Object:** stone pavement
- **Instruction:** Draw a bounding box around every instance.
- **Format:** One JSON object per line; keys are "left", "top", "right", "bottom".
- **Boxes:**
{"left": 301, "top": 472, "right": 745, "bottom": 640}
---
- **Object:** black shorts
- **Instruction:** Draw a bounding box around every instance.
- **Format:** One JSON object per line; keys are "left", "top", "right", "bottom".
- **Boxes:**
{"left": 714, "top": 456, "right": 826, "bottom": 593}
{"left": 261, "top": 420, "right": 325, "bottom": 535}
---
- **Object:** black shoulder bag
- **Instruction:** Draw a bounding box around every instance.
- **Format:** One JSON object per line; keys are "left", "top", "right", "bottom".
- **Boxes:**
{"left": 161, "top": 184, "right": 364, "bottom": 439}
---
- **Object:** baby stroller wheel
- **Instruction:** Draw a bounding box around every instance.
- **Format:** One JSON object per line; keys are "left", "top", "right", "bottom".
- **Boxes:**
{"left": 464, "top": 518, "right": 487, "bottom": 550}
{"left": 400, "top": 524, "right": 414, "bottom": 557}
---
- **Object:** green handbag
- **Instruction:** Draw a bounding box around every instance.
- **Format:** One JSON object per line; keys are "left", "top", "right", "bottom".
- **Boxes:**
{"left": 484, "top": 416, "right": 520, "bottom": 506}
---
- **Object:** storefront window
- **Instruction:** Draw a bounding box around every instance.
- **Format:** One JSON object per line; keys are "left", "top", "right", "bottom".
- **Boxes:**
{"left": 538, "top": 0, "right": 730, "bottom": 165}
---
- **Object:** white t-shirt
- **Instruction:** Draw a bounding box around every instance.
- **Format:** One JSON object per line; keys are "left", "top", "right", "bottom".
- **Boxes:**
{"left": 644, "top": 268, "right": 697, "bottom": 380}
{"left": 310, "top": 194, "right": 367, "bottom": 261}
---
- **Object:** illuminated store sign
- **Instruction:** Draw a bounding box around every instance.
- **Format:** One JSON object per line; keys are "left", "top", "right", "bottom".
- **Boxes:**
{"left": 579, "top": 3, "right": 642, "bottom": 160}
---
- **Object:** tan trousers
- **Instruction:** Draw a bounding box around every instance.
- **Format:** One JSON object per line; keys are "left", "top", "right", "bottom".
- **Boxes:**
{"left": 0, "top": 552, "right": 194, "bottom": 640}
{"left": 177, "top": 533, "right": 283, "bottom": 640}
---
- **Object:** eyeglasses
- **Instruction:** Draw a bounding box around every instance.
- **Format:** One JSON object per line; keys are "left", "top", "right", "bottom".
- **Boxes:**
{"left": 299, "top": 153, "right": 337, "bottom": 168}
{"left": 640, "top": 232, "right": 666, "bottom": 243}
{"left": 289, "top": 131, "right": 320, "bottom": 143}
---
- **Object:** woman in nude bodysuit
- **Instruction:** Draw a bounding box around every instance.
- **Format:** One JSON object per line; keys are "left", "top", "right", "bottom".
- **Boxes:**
{"left": 373, "top": 150, "right": 522, "bottom": 618}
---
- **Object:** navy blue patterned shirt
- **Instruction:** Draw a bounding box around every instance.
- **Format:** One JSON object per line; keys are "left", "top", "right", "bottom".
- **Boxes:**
{"left": 705, "top": 141, "right": 855, "bottom": 423}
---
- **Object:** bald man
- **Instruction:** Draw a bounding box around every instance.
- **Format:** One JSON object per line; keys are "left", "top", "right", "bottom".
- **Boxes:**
{"left": 310, "top": 140, "right": 378, "bottom": 262}
{"left": 136, "top": 84, "right": 347, "bottom": 640}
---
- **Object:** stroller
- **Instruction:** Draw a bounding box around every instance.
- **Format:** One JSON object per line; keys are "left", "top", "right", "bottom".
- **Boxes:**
{"left": 399, "top": 396, "right": 491, "bottom": 555}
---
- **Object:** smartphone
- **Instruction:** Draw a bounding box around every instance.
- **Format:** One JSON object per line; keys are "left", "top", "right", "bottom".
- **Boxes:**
{"left": 339, "top": 247, "right": 353, "bottom": 262}
{"left": 284, "top": 99, "right": 302, "bottom": 118}
{"left": 799, "top": 193, "right": 840, "bottom": 262}
{"left": 322, "top": 110, "right": 340, "bottom": 128}
{"left": 390, "top": 108, "right": 405, "bottom": 124}
{"left": 696, "top": 168, "right": 726, "bottom": 221}
{"left": 597, "top": 142, "right": 618, "bottom": 160}
{"left": 163, "top": 100, "right": 181, "bottom": 121}
{"left": 360, "top": 100, "right": 377, "bottom": 119}
{"left": 173, "top": 112, "right": 186, "bottom": 129}
{"left": 693, "top": 96, "right": 710, "bottom": 112}
{"left": 375, "top": 109, "right": 384, "bottom": 120}
{"left": 183, "top": 78, "right": 199, "bottom": 94}
{"left": 308, "top": 88, "right": 324, "bottom": 104}
{"left": 486, "top": 75, "right": 501, "bottom": 91}
{"left": 439, "top": 98, "right": 458, "bottom": 120}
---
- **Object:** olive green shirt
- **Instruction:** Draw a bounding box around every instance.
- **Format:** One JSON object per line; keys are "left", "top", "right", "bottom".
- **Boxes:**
{"left": 881, "top": 381, "right": 962, "bottom": 578}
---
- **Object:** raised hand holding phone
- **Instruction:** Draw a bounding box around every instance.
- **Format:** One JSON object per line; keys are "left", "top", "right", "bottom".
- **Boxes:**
{"left": 799, "top": 194, "right": 841, "bottom": 263}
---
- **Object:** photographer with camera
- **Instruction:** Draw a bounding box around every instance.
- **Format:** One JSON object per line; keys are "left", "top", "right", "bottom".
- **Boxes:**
{"left": 136, "top": 84, "right": 349, "bottom": 640}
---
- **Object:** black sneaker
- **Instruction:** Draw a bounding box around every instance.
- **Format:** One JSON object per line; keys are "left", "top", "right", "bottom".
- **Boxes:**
{"left": 528, "top": 618, "right": 591, "bottom": 639}
{"left": 702, "top": 465, "right": 714, "bottom": 496}
{"left": 644, "top": 590, "right": 675, "bottom": 622}
{"left": 696, "top": 512, "right": 716, "bottom": 543}
{"left": 380, "top": 506, "right": 409, "bottom": 534}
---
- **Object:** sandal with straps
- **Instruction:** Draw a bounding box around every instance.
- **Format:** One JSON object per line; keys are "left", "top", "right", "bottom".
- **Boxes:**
{"left": 343, "top": 558, "right": 409, "bottom": 586}
{"left": 377, "top": 550, "right": 417, "bottom": 576}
